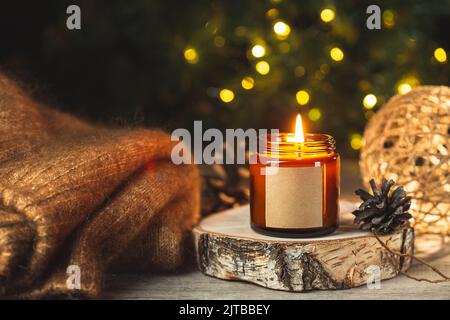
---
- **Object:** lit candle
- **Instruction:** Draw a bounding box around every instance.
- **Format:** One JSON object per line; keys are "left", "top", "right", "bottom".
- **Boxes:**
{"left": 286, "top": 114, "right": 305, "bottom": 143}
{"left": 250, "top": 114, "right": 340, "bottom": 237}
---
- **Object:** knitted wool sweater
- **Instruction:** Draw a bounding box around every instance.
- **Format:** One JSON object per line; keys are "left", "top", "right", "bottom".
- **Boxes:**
{"left": 0, "top": 74, "right": 200, "bottom": 298}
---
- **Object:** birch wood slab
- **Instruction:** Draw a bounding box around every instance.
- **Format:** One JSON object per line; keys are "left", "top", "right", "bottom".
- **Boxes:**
{"left": 193, "top": 200, "right": 414, "bottom": 292}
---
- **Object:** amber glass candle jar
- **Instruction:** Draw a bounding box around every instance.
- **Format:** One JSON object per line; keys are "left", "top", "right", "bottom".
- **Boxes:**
{"left": 250, "top": 133, "right": 340, "bottom": 237}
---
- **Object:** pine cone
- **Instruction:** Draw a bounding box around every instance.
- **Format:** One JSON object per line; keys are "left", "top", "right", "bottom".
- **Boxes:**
{"left": 200, "top": 163, "right": 250, "bottom": 216}
{"left": 352, "top": 178, "right": 413, "bottom": 234}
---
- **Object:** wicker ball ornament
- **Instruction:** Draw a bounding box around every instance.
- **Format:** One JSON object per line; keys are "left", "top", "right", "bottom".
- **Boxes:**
{"left": 360, "top": 86, "right": 450, "bottom": 236}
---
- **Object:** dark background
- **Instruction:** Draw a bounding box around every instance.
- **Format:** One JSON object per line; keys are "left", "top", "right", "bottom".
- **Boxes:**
{"left": 0, "top": 0, "right": 449, "bottom": 156}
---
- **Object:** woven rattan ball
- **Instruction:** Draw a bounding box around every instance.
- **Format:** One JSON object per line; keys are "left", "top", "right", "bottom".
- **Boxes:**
{"left": 360, "top": 86, "right": 450, "bottom": 236}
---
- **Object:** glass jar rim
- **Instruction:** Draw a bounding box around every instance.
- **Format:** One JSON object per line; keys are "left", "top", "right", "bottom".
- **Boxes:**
{"left": 260, "top": 133, "right": 336, "bottom": 157}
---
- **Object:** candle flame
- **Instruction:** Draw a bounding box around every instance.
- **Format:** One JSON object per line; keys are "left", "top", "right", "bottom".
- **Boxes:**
{"left": 287, "top": 114, "right": 305, "bottom": 143}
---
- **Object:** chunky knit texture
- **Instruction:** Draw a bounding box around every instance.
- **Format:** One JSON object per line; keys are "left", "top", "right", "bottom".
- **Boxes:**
{"left": 0, "top": 74, "right": 200, "bottom": 298}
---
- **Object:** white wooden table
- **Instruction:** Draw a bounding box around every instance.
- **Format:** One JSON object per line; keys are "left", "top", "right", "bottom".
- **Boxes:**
{"left": 104, "top": 160, "right": 450, "bottom": 299}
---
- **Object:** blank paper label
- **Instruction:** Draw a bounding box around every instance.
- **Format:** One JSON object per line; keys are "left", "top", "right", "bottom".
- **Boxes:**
{"left": 265, "top": 166, "right": 323, "bottom": 228}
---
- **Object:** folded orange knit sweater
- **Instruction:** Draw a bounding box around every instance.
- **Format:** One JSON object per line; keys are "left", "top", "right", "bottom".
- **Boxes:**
{"left": 0, "top": 74, "right": 200, "bottom": 298}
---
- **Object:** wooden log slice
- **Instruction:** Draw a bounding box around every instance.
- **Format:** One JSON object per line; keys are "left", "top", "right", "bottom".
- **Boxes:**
{"left": 193, "top": 200, "right": 414, "bottom": 292}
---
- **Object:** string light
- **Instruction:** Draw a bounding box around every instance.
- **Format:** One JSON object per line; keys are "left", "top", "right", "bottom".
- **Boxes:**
{"left": 397, "top": 83, "right": 412, "bottom": 95}
{"left": 205, "top": 21, "right": 218, "bottom": 34}
{"left": 314, "top": 71, "right": 325, "bottom": 80}
{"left": 320, "top": 8, "right": 335, "bottom": 23}
{"left": 350, "top": 134, "right": 363, "bottom": 150}
{"left": 189, "top": 6, "right": 432, "bottom": 138}
{"left": 251, "top": 44, "right": 266, "bottom": 58}
{"left": 219, "top": 89, "right": 235, "bottom": 103}
{"left": 308, "top": 108, "right": 321, "bottom": 121}
{"left": 363, "top": 94, "right": 377, "bottom": 109}
{"left": 434, "top": 48, "right": 447, "bottom": 63}
{"left": 214, "top": 36, "right": 225, "bottom": 47}
{"left": 294, "top": 66, "right": 305, "bottom": 77}
{"left": 255, "top": 61, "right": 270, "bottom": 75}
{"left": 296, "top": 90, "right": 310, "bottom": 105}
{"left": 184, "top": 47, "right": 198, "bottom": 64}
{"left": 241, "top": 77, "right": 255, "bottom": 90}
{"left": 273, "top": 21, "right": 291, "bottom": 39}
{"left": 266, "top": 8, "right": 279, "bottom": 19}
{"left": 397, "top": 75, "right": 419, "bottom": 94}
{"left": 330, "top": 47, "right": 344, "bottom": 62}
{"left": 383, "top": 10, "right": 395, "bottom": 28}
